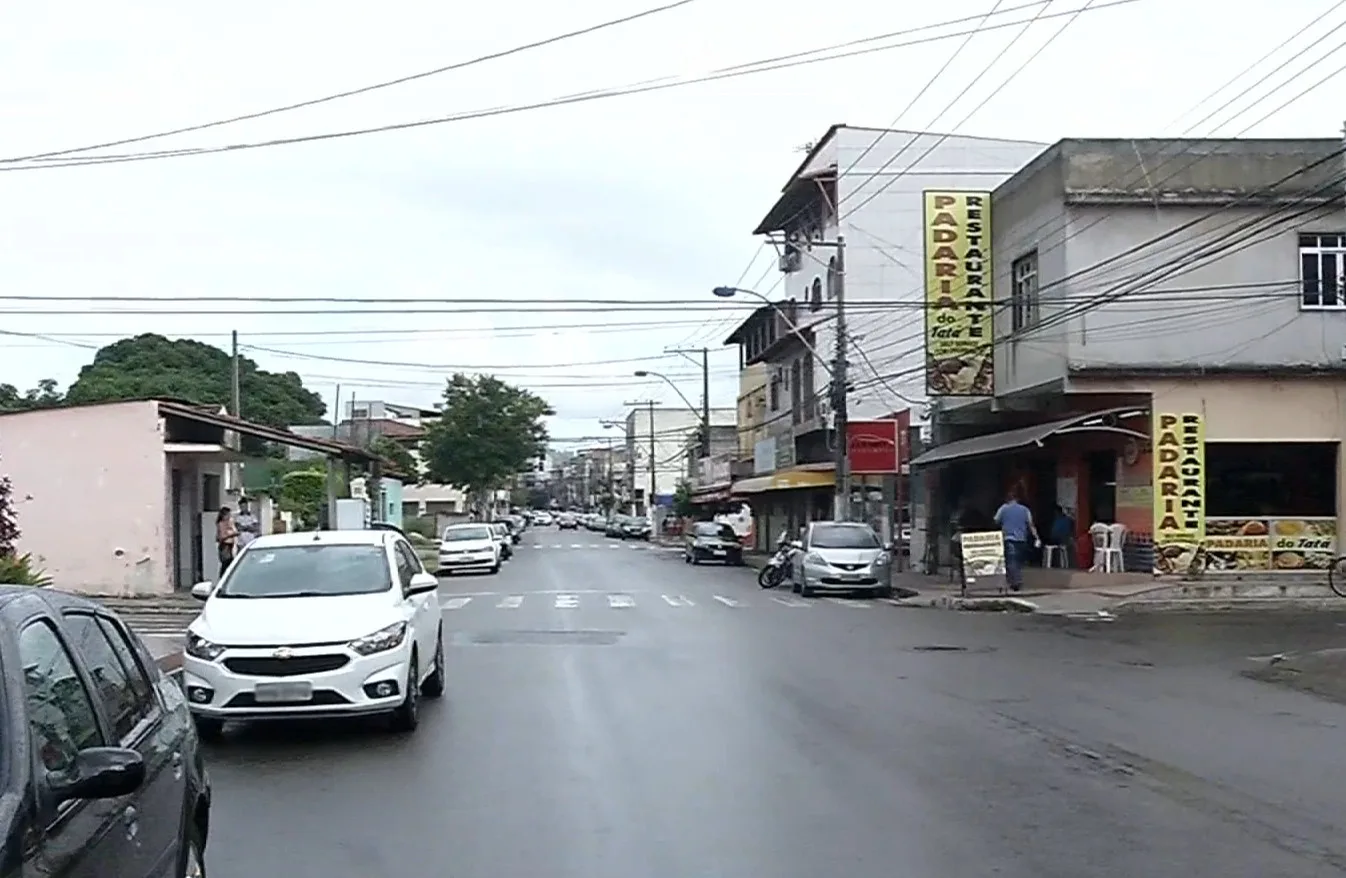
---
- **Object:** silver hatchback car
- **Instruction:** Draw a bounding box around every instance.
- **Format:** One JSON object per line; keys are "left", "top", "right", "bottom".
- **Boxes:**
{"left": 789, "top": 521, "right": 893, "bottom": 598}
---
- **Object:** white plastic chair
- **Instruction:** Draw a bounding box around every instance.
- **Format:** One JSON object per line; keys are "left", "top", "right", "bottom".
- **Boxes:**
{"left": 1042, "top": 544, "right": 1067, "bottom": 568}
{"left": 1089, "top": 522, "right": 1125, "bottom": 572}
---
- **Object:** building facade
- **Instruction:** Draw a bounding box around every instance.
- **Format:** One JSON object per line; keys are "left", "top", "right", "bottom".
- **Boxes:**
{"left": 623, "top": 405, "right": 736, "bottom": 516}
{"left": 725, "top": 125, "right": 1044, "bottom": 547}
{"left": 918, "top": 137, "right": 1346, "bottom": 580}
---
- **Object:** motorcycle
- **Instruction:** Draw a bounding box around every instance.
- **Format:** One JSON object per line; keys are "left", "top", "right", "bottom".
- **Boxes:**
{"left": 757, "top": 533, "right": 797, "bottom": 589}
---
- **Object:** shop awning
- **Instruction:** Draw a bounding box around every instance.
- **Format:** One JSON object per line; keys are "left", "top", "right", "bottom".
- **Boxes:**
{"left": 690, "top": 484, "right": 734, "bottom": 503}
{"left": 732, "top": 465, "right": 835, "bottom": 494}
{"left": 911, "top": 407, "right": 1149, "bottom": 468}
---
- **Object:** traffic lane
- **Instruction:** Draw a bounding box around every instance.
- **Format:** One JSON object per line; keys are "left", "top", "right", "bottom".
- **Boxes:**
{"left": 198, "top": 540, "right": 1333, "bottom": 877}
{"left": 434, "top": 542, "right": 1322, "bottom": 876}
{"left": 621, "top": 555, "right": 1346, "bottom": 873}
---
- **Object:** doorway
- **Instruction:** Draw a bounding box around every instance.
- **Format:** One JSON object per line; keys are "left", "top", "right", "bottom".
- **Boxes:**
{"left": 1087, "top": 451, "right": 1117, "bottom": 525}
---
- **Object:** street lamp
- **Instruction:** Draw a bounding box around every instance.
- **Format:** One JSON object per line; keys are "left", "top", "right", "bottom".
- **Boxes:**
{"left": 710, "top": 286, "right": 831, "bottom": 371}
{"left": 634, "top": 369, "right": 708, "bottom": 457}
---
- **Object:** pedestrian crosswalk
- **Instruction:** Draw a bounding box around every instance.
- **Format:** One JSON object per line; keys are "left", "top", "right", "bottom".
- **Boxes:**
{"left": 437, "top": 592, "right": 905, "bottom": 611}
{"left": 519, "top": 542, "right": 675, "bottom": 551}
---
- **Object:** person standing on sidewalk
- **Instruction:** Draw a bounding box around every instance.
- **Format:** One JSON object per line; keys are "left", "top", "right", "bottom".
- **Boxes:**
{"left": 235, "top": 497, "right": 259, "bottom": 550}
{"left": 215, "top": 507, "right": 238, "bottom": 570}
{"left": 993, "top": 487, "right": 1040, "bottom": 592}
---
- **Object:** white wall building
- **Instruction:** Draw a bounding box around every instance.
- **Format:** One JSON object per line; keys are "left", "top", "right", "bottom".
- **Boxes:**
{"left": 623, "top": 405, "right": 736, "bottom": 513}
{"left": 750, "top": 124, "right": 1046, "bottom": 423}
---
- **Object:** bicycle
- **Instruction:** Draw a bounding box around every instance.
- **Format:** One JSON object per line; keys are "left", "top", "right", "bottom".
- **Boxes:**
{"left": 1328, "top": 555, "right": 1346, "bottom": 597}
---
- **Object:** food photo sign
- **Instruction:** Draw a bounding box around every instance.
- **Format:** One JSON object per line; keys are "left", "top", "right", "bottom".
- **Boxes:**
{"left": 923, "top": 190, "right": 993, "bottom": 397}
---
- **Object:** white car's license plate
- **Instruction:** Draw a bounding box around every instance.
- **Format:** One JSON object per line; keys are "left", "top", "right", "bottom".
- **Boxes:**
{"left": 839, "top": 572, "right": 862, "bottom": 581}
{"left": 254, "top": 681, "right": 314, "bottom": 703}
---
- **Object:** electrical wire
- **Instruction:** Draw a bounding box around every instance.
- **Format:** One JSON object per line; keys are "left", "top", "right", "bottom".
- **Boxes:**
{"left": 0, "top": 0, "right": 1138, "bottom": 173}
{"left": 4, "top": 0, "right": 703, "bottom": 165}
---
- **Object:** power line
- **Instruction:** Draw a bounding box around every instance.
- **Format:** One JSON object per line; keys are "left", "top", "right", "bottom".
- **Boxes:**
{"left": 4, "top": 0, "right": 702, "bottom": 165}
{"left": 0, "top": 0, "right": 1137, "bottom": 173}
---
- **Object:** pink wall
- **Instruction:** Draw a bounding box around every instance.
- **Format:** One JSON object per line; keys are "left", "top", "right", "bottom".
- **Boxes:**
{"left": 0, "top": 401, "right": 170, "bottom": 596}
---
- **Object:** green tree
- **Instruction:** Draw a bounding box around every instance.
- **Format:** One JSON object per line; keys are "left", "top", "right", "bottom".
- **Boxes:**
{"left": 0, "top": 379, "right": 64, "bottom": 413}
{"left": 63, "top": 334, "right": 326, "bottom": 429}
{"left": 672, "top": 480, "right": 695, "bottom": 519}
{"left": 0, "top": 459, "right": 18, "bottom": 555}
{"left": 279, "top": 469, "right": 327, "bottom": 527}
{"left": 422, "top": 374, "right": 552, "bottom": 498}
{"left": 368, "top": 436, "right": 419, "bottom": 482}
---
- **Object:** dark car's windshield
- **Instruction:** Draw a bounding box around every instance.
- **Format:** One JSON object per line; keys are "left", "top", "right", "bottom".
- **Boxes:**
{"left": 443, "top": 526, "right": 492, "bottom": 542}
{"left": 693, "top": 523, "right": 737, "bottom": 540}
{"left": 217, "top": 544, "right": 392, "bottom": 598}
{"left": 810, "top": 525, "right": 881, "bottom": 549}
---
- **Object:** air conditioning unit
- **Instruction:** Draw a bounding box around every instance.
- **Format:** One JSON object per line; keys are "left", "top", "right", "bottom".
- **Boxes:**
{"left": 778, "top": 250, "right": 801, "bottom": 273}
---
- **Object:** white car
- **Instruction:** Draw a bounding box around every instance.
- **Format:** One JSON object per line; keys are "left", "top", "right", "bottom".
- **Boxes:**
{"left": 439, "top": 523, "right": 501, "bottom": 574}
{"left": 182, "top": 529, "right": 444, "bottom": 737}
{"left": 533, "top": 512, "right": 554, "bottom": 526}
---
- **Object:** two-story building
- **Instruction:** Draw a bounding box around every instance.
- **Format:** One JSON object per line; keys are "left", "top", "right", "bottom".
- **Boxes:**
{"left": 623, "top": 405, "right": 736, "bottom": 518}
{"left": 914, "top": 137, "right": 1346, "bottom": 579}
{"left": 723, "top": 125, "right": 1044, "bottom": 547}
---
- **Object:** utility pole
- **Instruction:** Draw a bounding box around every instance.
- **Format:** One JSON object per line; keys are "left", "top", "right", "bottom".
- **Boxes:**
{"left": 832, "top": 234, "right": 851, "bottom": 521}
{"left": 230, "top": 330, "right": 241, "bottom": 420}
{"left": 666, "top": 346, "right": 712, "bottom": 458}
{"left": 624, "top": 399, "right": 659, "bottom": 517}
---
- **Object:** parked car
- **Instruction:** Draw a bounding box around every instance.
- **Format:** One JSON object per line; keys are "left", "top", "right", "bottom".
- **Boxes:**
{"left": 621, "top": 517, "right": 652, "bottom": 540}
{"left": 184, "top": 529, "right": 445, "bottom": 736}
{"left": 533, "top": 511, "right": 554, "bottom": 526}
{"left": 557, "top": 513, "right": 579, "bottom": 530}
{"left": 604, "top": 515, "right": 628, "bottom": 538}
{"left": 439, "top": 523, "right": 502, "bottom": 575}
{"left": 684, "top": 521, "right": 744, "bottom": 565}
{"left": 489, "top": 522, "right": 514, "bottom": 559}
{"left": 788, "top": 521, "right": 893, "bottom": 599}
{"left": 0, "top": 586, "right": 212, "bottom": 876}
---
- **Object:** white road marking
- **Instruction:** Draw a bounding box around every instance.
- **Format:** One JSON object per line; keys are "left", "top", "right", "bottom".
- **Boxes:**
{"left": 497, "top": 595, "right": 524, "bottom": 609}
{"left": 550, "top": 544, "right": 563, "bottom": 549}
{"left": 712, "top": 595, "right": 741, "bottom": 607}
{"left": 608, "top": 594, "right": 635, "bottom": 608}
{"left": 772, "top": 596, "right": 810, "bottom": 607}
{"left": 610, "top": 545, "right": 620, "bottom": 550}
{"left": 442, "top": 597, "right": 473, "bottom": 610}
{"left": 882, "top": 598, "right": 905, "bottom": 606}
{"left": 570, "top": 544, "right": 584, "bottom": 549}
{"left": 662, "top": 595, "right": 694, "bottom": 607}
{"left": 827, "top": 598, "right": 870, "bottom": 608}
{"left": 555, "top": 593, "right": 579, "bottom": 609}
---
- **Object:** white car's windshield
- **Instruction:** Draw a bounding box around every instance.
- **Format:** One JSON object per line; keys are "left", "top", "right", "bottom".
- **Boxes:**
{"left": 811, "top": 526, "right": 881, "bottom": 549}
{"left": 217, "top": 544, "right": 391, "bottom": 598}
{"left": 443, "top": 526, "right": 492, "bottom": 542}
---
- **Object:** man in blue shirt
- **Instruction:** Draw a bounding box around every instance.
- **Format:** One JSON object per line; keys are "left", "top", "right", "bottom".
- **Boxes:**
{"left": 993, "top": 487, "right": 1040, "bottom": 592}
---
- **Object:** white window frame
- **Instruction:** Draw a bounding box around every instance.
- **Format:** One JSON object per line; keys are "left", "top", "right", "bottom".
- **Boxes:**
{"left": 1011, "top": 251, "right": 1040, "bottom": 332}
{"left": 1298, "top": 233, "right": 1346, "bottom": 310}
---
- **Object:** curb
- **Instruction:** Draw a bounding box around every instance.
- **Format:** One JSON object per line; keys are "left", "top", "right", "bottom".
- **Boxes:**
{"left": 896, "top": 594, "right": 1039, "bottom": 613}
{"left": 156, "top": 652, "right": 183, "bottom": 677}
{"left": 1113, "top": 596, "right": 1346, "bottom": 613}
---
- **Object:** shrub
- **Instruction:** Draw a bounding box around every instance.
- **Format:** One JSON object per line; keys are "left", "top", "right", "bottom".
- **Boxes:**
{"left": 403, "top": 516, "right": 437, "bottom": 540}
{"left": 0, "top": 553, "right": 51, "bottom": 586}
{"left": 0, "top": 471, "right": 18, "bottom": 556}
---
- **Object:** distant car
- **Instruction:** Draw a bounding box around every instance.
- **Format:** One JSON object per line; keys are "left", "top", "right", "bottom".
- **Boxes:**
{"left": 0, "top": 586, "right": 213, "bottom": 877}
{"left": 788, "top": 521, "right": 892, "bottom": 599}
{"left": 184, "top": 529, "right": 445, "bottom": 735}
{"left": 439, "top": 523, "right": 501, "bottom": 575}
{"left": 604, "top": 515, "right": 627, "bottom": 538}
{"left": 557, "top": 513, "right": 579, "bottom": 530}
{"left": 534, "top": 512, "right": 554, "bottom": 526}
{"left": 684, "top": 521, "right": 744, "bottom": 565}
{"left": 489, "top": 522, "right": 514, "bottom": 559}
{"left": 621, "top": 517, "right": 652, "bottom": 541}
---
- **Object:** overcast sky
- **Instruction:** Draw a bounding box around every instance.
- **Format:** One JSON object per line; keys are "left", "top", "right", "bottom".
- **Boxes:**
{"left": 2, "top": 0, "right": 1341, "bottom": 447}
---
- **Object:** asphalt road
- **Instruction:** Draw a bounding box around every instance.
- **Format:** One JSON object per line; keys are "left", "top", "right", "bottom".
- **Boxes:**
{"left": 198, "top": 529, "right": 1346, "bottom": 877}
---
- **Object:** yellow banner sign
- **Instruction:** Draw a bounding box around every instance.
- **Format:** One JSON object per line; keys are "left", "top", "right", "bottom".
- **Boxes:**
{"left": 1151, "top": 412, "right": 1205, "bottom": 574}
{"left": 923, "top": 191, "right": 993, "bottom": 396}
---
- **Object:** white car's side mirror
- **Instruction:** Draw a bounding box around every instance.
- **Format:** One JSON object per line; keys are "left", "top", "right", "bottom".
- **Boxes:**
{"left": 406, "top": 572, "right": 439, "bottom": 595}
{"left": 190, "top": 581, "right": 213, "bottom": 601}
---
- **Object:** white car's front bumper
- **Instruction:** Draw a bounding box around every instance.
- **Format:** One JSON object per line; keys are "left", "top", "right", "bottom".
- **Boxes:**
{"left": 438, "top": 550, "right": 498, "bottom": 573}
{"left": 183, "top": 640, "right": 412, "bottom": 721}
{"left": 801, "top": 562, "right": 888, "bottom": 590}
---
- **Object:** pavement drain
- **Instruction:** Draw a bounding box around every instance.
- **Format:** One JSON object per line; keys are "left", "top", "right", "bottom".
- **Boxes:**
{"left": 907, "top": 645, "right": 999, "bottom": 654}
{"left": 463, "top": 629, "right": 625, "bottom": 647}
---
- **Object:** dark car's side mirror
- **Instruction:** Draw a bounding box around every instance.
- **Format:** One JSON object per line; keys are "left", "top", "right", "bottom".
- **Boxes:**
{"left": 49, "top": 747, "right": 145, "bottom": 803}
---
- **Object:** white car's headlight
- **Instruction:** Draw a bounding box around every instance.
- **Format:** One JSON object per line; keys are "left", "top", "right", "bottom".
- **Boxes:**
{"left": 875, "top": 553, "right": 891, "bottom": 565}
{"left": 186, "top": 631, "right": 226, "bottom": 661}
{"left": 804, "top": 552, "right": 827, "bottom": 566}
{"left": 348, "top": 622, "right": 408, "bottom": 657}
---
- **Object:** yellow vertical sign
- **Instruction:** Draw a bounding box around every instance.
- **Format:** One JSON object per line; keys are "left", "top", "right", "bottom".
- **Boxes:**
{"left": 923, "top": 190, "right": 993, "bottom": 396}
{"left": 1151, "top": 412, "right": 1205, "bottom": 574}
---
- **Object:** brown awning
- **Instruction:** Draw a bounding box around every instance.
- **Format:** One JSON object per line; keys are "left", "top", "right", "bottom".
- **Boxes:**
{"left": 911, "top": 407, "right": 1148, "bottom": 468}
